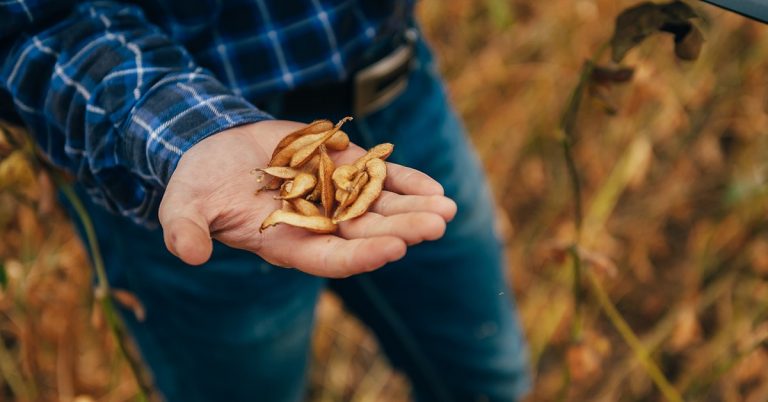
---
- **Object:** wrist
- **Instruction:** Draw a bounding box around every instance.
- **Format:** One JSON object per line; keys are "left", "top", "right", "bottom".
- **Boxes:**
{"left": 173, "top": 119, "right": 311, "bottom": 183}
{"left": 121, "top": 74, "right": 273, "bottom": 187}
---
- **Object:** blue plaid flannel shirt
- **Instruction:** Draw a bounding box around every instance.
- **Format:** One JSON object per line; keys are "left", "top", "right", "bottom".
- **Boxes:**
{"left": 0, "top": 0, "right": 411, "bottom": 225}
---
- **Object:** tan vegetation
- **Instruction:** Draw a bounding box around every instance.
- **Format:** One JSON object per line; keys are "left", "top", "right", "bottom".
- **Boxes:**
{"left": 1, "top": 1, "right": 768, "bottom": 401}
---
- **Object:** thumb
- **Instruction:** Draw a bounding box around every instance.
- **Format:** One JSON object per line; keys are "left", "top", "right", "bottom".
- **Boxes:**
{"left": 159, "top": 209, "right": 213, "bottom": 266}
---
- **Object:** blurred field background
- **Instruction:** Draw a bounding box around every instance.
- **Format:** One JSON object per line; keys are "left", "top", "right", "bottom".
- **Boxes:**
{"left": 2, "top": 0, "right": 768, "bottom": 401}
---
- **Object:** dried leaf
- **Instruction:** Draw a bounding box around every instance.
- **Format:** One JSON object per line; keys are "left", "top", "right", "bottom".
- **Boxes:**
{"left": 591, "top": 65, "right": 635, "bottom": 85}
{"left": 610, "top": 1, "right": 701, "bottom": 62}
{"left": 589, "top": 85, "right": 620, "bottom": 115}
{"left": 0, "top": 151, "right": 35, "bottom": 190}
{"left": 668, "top": 306, "right": 701, "bottom": 351}
{"left": 580, "top": 248, "right": 618, "bottom": 278}
{"left": 112, "top": 289, "right": 146, "bottom": 322}
{"left": 90, "top": 305, "right": 105, "bottom": 330}
{"left": 541, "top": 242, "right": 617, "bottom": 277}
{"left": 674, "top": 25, "right": 703, "bottom": 61}
{"left": 567, "top": 342, "right": 602, "bottom": 381}
{"left": 734, "top": 349, "right": 768, "bottom": 385}
{"left": 36, "top": 172, "right": 55, "bottom": 215}
{"left": 0, "top": 127, "right": 12, "bottom": 157}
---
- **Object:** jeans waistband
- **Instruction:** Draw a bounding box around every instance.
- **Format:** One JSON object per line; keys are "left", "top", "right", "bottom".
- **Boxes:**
{"left": 255, "top": 28, "right": 418, "bottom": 118}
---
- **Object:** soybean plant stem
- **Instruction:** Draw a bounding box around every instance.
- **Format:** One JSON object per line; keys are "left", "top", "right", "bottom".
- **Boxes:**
{"left": 557, "top": 42, "right": 683, "bottom": 402}
{"left": 587, "top": 272, "right": 683, "bottom": 402}
{"left": 56, "top": 177, "right": 152, "bottom": 402}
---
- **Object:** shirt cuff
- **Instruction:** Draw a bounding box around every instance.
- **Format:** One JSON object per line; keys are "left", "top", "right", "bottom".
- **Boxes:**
{"left": 120, "top": 72, "right": 273, "bottom": 186}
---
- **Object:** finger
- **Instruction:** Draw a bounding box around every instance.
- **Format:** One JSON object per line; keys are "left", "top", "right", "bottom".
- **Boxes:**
{"left": 263, "top": 234, "right": 407, "bottom": 278}
{"left": 370, "top": 191, "right": 458, "bottom": 221}
{"left": 159, "top": 200, "right": 213, "bottom": 266}
{"left": 338, "top": 212, "right": 447, "bottom": 245}
{"left": 384, "top": 162, "right": 445, "bottom": 196}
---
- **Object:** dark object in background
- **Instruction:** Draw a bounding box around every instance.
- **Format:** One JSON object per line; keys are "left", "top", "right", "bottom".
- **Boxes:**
{"left": 703, "top": 0, "right": 768, "bottom": 23}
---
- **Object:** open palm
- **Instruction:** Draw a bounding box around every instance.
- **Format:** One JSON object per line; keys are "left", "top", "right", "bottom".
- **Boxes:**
{"left": 158, "top": 120, "right": 457, "bottom": 278}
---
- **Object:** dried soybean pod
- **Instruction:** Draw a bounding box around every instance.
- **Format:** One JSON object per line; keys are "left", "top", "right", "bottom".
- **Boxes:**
{"left": 277, "top": 172, "right": 316, "bottom": 199}
{"left": 289, "top": 117, "right": 352, "bottom": 168}
{"left": 352, "top": 143, "right": 394, "bottom": 170}
{"left": 281, "top": 199, "right": 295, "bottom": 212}
{"left": 318, "top": 145, "right": 335, "bottom": 217}
{"left": 307, "top": 182, "right": 322, "bottom": 202}
{"left": 335, "top": 188, "right": 347, "bottom": 203}
{"left": 305, "top": 153, "right": 325, "bottom": 202}
{"left": 269, "top": 135, "right": 321, "bottom": 167}
{"left": 301, "top": 154, "right": 320, "bottom": 173}
{"left": 333, "top": 158, "right": 386, "bottom": 223}
{"left": 253, "top": 167, "right": 283, "bottom": 193}
{"left": 256, "top": 179, "right": 282, "bottom": 193}
{"left": 260, "top": 210, "right": 337, "bottom": 234}
{"left": 336, "top": 171, "right": 369, "bottom": 213}
{"left": 258, "top": 166, "right": 301, "bottom": 180}
{"left": 332, "top": 164, "right": 358, "bottom": 192}
{"left": 288, "top": 131, "right": 336, "bottom": 167}
{"left": 325, "top": 130, "right": 350, "bottom": 151}
{"left": 290, "top": 198, "right": 322, "bottom": 216}
{"left": 279, "top": 181, "right": 293, "bottom": 198}
{"left": 270, "top": 128, "right": 349, "bottom": 167}
{"left": 270, "top": 137, "right": 312, "bottom": 167}
{"left": 273, "top": 119, "right": 334, "bottom": 157}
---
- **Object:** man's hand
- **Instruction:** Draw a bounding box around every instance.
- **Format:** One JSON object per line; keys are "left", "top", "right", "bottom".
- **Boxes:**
{"left": 158, "top": 120, "right": 457, "bottom": 278}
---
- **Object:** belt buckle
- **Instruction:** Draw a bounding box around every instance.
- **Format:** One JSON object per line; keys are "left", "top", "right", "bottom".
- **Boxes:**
{"left": 353, "top": 29, "right": 417, "bottom": 116}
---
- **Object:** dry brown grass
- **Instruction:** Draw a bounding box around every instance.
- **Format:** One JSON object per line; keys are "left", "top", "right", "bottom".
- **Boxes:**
{"left": 2, "top": 1, "right": 768, "bottom": 401}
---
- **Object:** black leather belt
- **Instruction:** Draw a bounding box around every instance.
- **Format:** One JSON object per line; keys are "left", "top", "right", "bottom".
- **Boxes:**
{"left": 269, "top": 29, "right": 418, "bottom": 118}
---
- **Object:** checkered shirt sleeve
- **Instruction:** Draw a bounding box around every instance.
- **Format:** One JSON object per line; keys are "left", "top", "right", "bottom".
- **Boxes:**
{"left": 0, "top": 1, "right": 272, "bottom": 226}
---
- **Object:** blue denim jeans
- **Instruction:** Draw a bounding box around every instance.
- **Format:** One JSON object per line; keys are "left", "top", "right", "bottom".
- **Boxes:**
{"left": 70, "top": 38, "right": 530, "bottom": 402}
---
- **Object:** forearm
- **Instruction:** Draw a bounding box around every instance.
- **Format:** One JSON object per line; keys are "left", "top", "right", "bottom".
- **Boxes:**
{"left": 1, "top": 1, "right": 271, "bottom": 224}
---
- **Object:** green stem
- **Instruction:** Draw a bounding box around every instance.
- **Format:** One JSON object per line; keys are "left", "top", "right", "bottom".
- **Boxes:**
{"left": 56, "top": 178, "right": 151, "bottom": 402}
{"left": 587, "top": 272, "right": 683, "bottom": 402}
{"left": 562, "top": 141, "right": 583, "bottom": 232}
{"left": 569, "top": 246, "right": 584, "bottom": 341}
